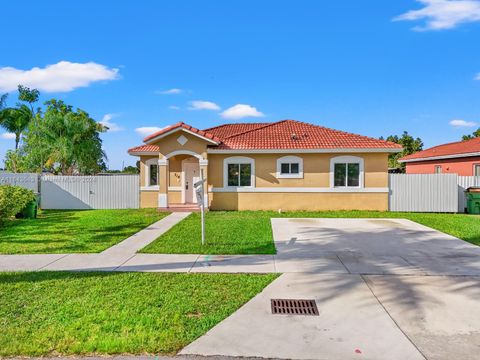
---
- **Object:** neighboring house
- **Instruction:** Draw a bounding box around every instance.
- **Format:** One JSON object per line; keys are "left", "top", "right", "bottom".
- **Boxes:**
{"left": 128, "top": 120, "right": 401, "bottom": 211}
{"left": 399, "top": 137, "right": 480, "bottom": 176}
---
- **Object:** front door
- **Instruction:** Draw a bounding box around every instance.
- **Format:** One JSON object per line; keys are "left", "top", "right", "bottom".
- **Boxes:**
{"left": 183, "top": 161, "right": 200, "bottom": 203}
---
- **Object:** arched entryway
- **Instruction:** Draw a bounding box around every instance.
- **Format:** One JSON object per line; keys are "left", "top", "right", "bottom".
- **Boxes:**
{"left": 162, "top": 150, "right": 208, "bottom": 208}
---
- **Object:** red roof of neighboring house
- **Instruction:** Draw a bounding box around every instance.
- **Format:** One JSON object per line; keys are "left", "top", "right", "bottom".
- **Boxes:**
{"left": 128, "top": 119, "right": 401, "bottom": 154}
{"left": 143, "top": 122, "right": 221, "bottom": 143}
{"left": 399, "top": 137, "right": 480, "bottom": 162}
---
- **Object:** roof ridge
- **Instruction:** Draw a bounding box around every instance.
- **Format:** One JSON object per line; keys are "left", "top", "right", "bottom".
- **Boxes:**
{"left": 222, "top": 120, "right": 289, "bottom": 140}
{"left": 203, "top": 122, "right": 269, "bottom": 132}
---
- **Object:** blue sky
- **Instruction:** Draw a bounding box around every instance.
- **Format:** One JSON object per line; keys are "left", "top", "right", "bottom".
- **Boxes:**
{"left": 1, "top": 0, "right": 480, "bottom": 169}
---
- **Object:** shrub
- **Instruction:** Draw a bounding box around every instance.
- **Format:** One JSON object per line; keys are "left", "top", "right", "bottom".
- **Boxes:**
{"left": 0, "top": 185, "right": 35, "bottom": 222}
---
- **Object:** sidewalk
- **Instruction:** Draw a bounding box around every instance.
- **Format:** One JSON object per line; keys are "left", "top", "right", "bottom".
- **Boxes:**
{"left": 0, "top": 212, "right": 192, "bottom": 272}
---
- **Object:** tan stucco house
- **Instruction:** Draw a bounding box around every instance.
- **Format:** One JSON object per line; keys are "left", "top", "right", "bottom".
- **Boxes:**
{"left": 128, "top": 120, "right": 402, "bottom": 211}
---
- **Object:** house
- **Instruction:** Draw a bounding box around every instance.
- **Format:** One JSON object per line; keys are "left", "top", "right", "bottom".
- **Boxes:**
{"left": 128, "top": 120, "right": 401, "bottom": 211}
{"left": 399, "top": 137, "right": 480, "bottom": 176}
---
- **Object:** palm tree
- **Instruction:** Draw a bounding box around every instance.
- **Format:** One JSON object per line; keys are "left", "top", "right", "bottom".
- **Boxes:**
{"left": 0, "top": 104, "right": 34, "bottom": 149}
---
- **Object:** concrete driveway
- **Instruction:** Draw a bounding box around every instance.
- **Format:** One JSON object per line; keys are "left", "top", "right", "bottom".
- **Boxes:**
{"left": 182, "top": 218, "right": 480, "bottom": 360}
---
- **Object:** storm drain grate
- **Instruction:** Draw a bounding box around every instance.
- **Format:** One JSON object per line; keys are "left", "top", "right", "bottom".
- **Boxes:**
{"left": 271, "top": 299, "right": 319, "bottom": 316}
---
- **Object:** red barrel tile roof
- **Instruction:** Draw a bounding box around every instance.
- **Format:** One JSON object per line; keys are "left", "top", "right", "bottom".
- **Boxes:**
{"left": 128, "top": 119, "right": 401, "bottom": 153}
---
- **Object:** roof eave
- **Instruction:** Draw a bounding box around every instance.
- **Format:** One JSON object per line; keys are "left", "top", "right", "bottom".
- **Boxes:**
{"left": 399, "top": 151, "right": 480, "bottom": 163}
{"left": 127, "top": 151, "right": 159, "bottom": 156}
{"left": 207, "top": 147, "right": 402, "bottom": 154}
{"left": 144, "top": 127, "right": 220, "bottom": 145}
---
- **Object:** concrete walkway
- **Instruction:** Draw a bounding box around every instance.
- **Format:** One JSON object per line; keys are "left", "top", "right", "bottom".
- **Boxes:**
{"left": 102, "top": 212, "right": 191, "bottom": 255}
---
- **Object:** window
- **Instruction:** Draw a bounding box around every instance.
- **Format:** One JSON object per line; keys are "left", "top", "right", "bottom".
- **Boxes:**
{"left": 149, "top": 164, "right": 159, "bottom": 185}
{"left": 434, "top": 165, "right": 442, "bottom": 174}
{"left": 281, "top": 162, "right": 299, "bottom": 174}
{"left": 276, "top": 156, "right": 303, "bottom": 179}
{"left": 144, "top": 158, "right": 160, "bottom": 189}
{"left": 228, "top": 163, "right": 251, "bottom": 186}
{"left": 330, "top": 156, "right": 364, "bottom": 188}
{"left": 474, "top": 164, "right": 480, "bottom": 177}
{"left": 224, "top": 156, "right": 255, "bottom": 187}
{"left": 334, "top": 163, "right": 360, "bottom": 187}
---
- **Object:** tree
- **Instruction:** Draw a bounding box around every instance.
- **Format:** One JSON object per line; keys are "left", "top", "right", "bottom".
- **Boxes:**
{"left": 17, "top": 85, "right": 40, "bottom": 114}
{"left": 23, "top": 99, "right": 107, "bottom": 174}
{"left": 4, "top": 149, "right": 29, "bottom": 173}
{"left": 0, "top": 85, "right": 38, "bottom": 149}
{"left": 462, "top": 128, "right": 480, "bottom": 141}
{"left": 0, "top": 93, "right": 7, "bottom": 109}
{"left": 0, "top": 105, "right": 35, "bottom": 149}
{"left": 122, "top": 165, "right": 139, "bottom": 174}
{"left": 381, "top": 131, "right": 423, "bottom": 170}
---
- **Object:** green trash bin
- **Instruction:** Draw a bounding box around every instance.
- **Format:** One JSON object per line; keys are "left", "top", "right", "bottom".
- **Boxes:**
{"left": 466, "top": 187, "right": 480, "bottom": 214}
{"left": 20, "top": 193, "right": 39, "bottom": 219}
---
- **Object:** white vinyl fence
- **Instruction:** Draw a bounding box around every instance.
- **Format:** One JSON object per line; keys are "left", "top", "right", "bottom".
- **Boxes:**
{"left": 40, "top": 175, "right": 140, "bottom": 209}
{"left": 0, "top": 172, "right": 39, "bottom": 192}
{"left": 389, "top": 174, "right": 459, "bottom": 213}
{"left": 1, "top": 173, "right": 140, "bottom": 209}
{"left": 1, "top": 172, "right": 478, "bottom": 212}
{"left": 389, "top": 174, "right": 480, "bottom": 213}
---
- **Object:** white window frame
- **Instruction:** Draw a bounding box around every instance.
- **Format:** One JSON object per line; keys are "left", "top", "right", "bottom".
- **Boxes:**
{"left": 276, "top": 155, "right": 303, "bottom": 179}
{"left": 223, "top": 156, "right": 255, "bottom": 188}
{"left": 330, "top": 155, "right": 364, "bottom": 189}
{"left": 143, "top": 158, "right": 160, "bottom": 190}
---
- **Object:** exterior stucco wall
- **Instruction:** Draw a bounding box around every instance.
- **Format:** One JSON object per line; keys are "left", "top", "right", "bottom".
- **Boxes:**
{"left": 168, "top": 190, "right": 182, "bottom": 203}
{"left": 139, "top": 155, "right": 158, "bottom": 187}
{"left": 406, "top": 156, "right": 480, "bottom": 176}
{"left": 135, "top": 136, "right": 390, "bottom": 210}
{"left": 209, "top": 192, "right": 388, "bottom": 211}
{"left": 207, "top": 153, "right": 388, "bottom": 188}
{"left": 140, "top": 191, "right": 158, "bottom": 208}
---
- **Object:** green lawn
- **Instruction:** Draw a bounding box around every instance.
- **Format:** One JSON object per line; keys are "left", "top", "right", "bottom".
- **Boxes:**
{"left": 0, "top": 209, "right": 168, "bottom": 254}
{"left": 141, "top": 210, "right": 480, "bottom": 255}
{"left": 0, "top": 271, "right": 277, "bottom": 356}
{"left": 141, "top": 211, "right": 276, "bottom": 255}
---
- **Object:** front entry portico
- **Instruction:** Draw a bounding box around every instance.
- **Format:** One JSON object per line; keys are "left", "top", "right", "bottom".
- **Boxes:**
{"left": 159, "top": 150, "right": 209, "bottom": 209}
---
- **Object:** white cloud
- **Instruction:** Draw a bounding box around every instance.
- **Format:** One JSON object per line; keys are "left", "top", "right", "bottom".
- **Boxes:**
{"left": 393, "top": 0, "right": 480, "bottom": 31}
{"left": 0, "top": 132, "right": 15, "bottom": 140}
{"left": 188, "top": 100, "right": 220, "bottom": 111}
{"left": 220, "top": 104, "right": 265, "bottom": 120}
{"left": 0, "top": 61, "right": 119, "bottom": 92}
{"left": 168, "top": 105, "right": 181, "bottom": 110}
{"left": 156, "top": 88, "right": 183, "bottom": 95}
{"left": 99, "top": 113, "right": 123, "bottom": 132}
{"left": 449, "top": 119, "right": 477, "bottom": 127}
{"left": 475, "top": 72, "right": 480, "bottom": 80}
{"left": 135, "top": 126, "right": 167, "bottom": 137}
